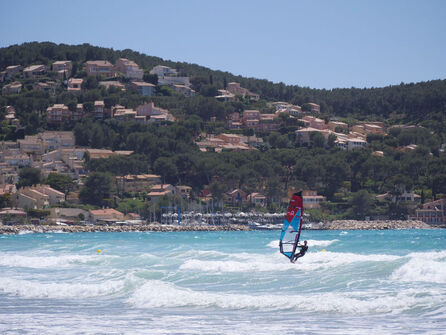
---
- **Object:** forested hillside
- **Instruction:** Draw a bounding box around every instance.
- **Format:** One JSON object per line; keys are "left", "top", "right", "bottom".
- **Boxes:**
{"left": 1, "top": 42, "right": 446, "bottom": 134}
{"left": 1, "top": 41, "right": 445, "bottom": 221}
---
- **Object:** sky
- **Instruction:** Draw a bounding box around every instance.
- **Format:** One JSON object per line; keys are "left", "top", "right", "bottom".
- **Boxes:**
{"left": 1, "top": 0, "right": 446, "bottom": 89}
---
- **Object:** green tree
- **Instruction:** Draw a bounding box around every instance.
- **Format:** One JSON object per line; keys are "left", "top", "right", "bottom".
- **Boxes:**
{"left": 327, "top": 133, "right": 337, "bottom": 148}
{"left": 79, "top": 172, "right": 113, "bottom": 206}
{"left": 153, "top": 157, "right": 178, "bottom": 184}
{"left": 143, "top": 72, "right": 158, "bottom": 85}
{"left": 348, "top": 190, "right": 373, "bottom": 219}
{"left": 17, "top": 168, "right": 42, "bottom": 188}
{"left": 432, "top": 174, "right": 446, "bottom": 199}
{"left": 46, "top": 173, "right": 75, "bottom": 195}
{"left": 310, "top": 132, "right": 325, "bottom": 148}
{"left": 199, "top": 84, "right": 218, "bottom": 97}
{"left": 322, "top": 157, "right": 350, "bottom": 200}
{"left": 82, "top": 76, "right": 98, "bottom": 89}
{"left": 0, "top": 194, "right": 12, "bottom": 209}
{"left": 209, "top": 181, "right": 226, "bottom": 207}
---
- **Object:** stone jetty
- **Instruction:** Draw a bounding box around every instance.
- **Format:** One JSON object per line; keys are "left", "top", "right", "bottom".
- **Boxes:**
{"left": 319, "top": 219, "right": 431, "bottom": 230}
{"left": 0, "top": 223, "right": 250, "bottom": 235}
{"left": 0, "top": 220, "right": 435, "bottom": 235}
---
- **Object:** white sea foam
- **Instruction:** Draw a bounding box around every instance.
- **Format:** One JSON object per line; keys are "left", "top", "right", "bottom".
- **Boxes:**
{"left": 390, "top": 251, "right": 446, "bottom": 283}
{"left": 0, "top": 277, "right": 126, "bottom": 299}
{"left": 180, "top": 251, "right": 401, "bottom": 273}
{"left": 0, "top": 253, "right": 116, "bottom": 269}
{"left": 184, "top": 249, "right": 228, "bottom": 257}
{"left": 18, "top": 230, "right": 35, "bottom": 235}
{"left": 180, "top": 258, "right": 293, "bottom": 272}
{"left": 306, "top": 239, "right": 339, "bottom": 247}
{"left": 127, "top": 280, "right": 444, "bottom": 314}
{"left": 267, "top": 239, "right": 339, "bottom": 248}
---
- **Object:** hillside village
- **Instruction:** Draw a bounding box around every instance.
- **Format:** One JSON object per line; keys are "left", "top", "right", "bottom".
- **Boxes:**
{"left": 0, "top": 43, "right": 445, "bottom": 227}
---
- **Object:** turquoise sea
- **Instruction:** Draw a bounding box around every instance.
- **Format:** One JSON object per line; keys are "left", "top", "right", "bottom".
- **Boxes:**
{"left": 0, "top": 229, "right": 445, "bottom": 335}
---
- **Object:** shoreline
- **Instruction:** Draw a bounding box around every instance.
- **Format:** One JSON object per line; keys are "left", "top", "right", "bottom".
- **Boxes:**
{"left": 0, "top": 220, "right": 435, "bottom": 234}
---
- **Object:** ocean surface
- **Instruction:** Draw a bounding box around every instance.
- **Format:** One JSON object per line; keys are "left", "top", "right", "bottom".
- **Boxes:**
{"left": 0, "top": 229, "right": 445, "bottom": 335}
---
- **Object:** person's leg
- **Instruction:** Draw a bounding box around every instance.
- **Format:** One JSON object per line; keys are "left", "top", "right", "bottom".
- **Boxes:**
{"left": 291, "top": 252, "right": 302, "bottom": 263}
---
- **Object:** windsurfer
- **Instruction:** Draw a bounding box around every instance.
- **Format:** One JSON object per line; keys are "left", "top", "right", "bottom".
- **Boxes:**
{"left": 291, "top": 240, "right": 308, "bottom": 263}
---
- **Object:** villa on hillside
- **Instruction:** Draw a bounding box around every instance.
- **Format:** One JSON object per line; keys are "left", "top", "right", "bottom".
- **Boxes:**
{"left": 52, "top": 60, "right": 72, "bottom": 79}
{"left": 85, "top": 60, "right": 114, "bottom": 77}
{"left": 46, "top": 104, "right": 71, "bottom": 124}
{"left": 306, "top": 103, "right": 320, "bottom": 113}
{"left": 115, "top": 58, "right": 143, "bottom": 80}
{"left": 23, "top": 65, "right": 47, "bottom": 78}
{"left": 67, "top": 78, "right": 83, "bottom": 94}
{"left": 2, "top": 65, "right": 22, "bottom": 80}
{"left": 225, "top": 82, "right": 260, "bottom": 100}
{"left": 2, "top": 81, "right": 22, "bottom": 95}
{"left": 131, "top": 81, "right": 156, "bottom": 96}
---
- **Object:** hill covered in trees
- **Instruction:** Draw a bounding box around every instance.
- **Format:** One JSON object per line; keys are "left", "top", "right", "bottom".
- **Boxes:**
{"left": 1, "top": 41, "right": 446, "bottom": 133}
{"left": 1, "top": 41, "right": 445, "bottom": 221}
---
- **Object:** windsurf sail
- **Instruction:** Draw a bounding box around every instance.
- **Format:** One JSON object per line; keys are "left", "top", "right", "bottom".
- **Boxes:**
{"left": 279, "top": 192, "right": 303, "bottom": 260}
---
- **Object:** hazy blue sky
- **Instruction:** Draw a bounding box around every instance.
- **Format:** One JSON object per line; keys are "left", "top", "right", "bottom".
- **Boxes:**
{"left": 1, "top": 0, "right": 445, "bottom": 89}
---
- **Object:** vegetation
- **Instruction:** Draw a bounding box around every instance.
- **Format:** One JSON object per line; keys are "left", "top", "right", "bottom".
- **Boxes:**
{"left": 17, "top": 168, "right": 42, "bottom": 188}
{"left": 1, "top": 42, "right": 446, "bottom": 219}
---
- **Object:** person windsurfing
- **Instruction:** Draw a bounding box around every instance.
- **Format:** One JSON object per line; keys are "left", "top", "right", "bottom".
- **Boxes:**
{"left": 279, "top": 192, "right": 305, "bottom": 262}
{"left": 291, "top": 240, "right": 308, "bottom": 263}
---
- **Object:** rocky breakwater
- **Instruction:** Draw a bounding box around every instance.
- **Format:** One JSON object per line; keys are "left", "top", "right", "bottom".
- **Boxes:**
{"left": 0, "top": 223, "right": 250, "bottom": 234}
{"left": 323, "top": 220, "right": 431, "bottom": 230}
